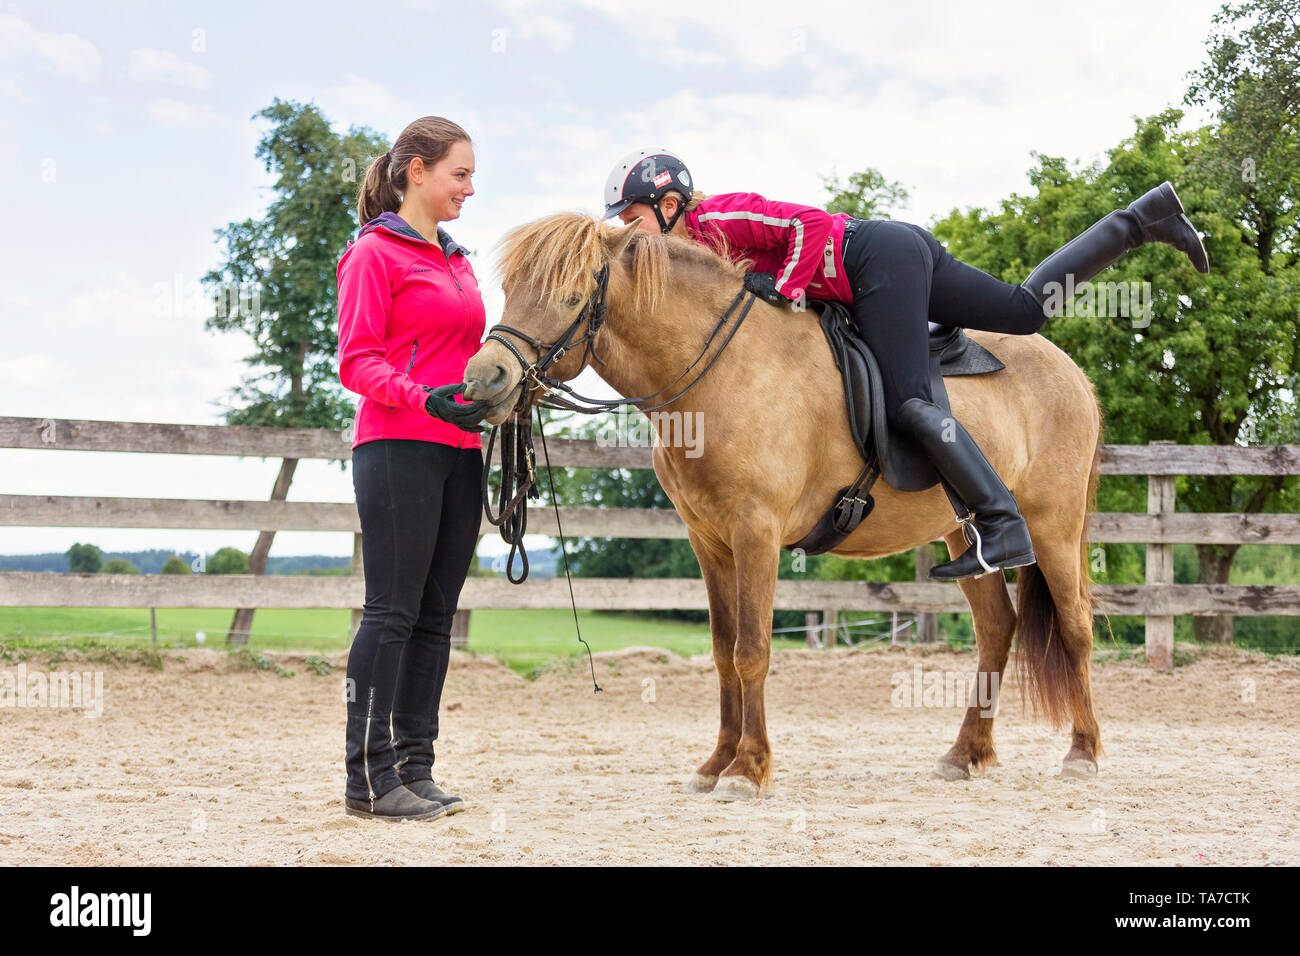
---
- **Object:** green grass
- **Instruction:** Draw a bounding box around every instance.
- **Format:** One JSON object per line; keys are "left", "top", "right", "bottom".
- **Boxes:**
{"left": 0, "top": 606, "right": 356, "bottom": 652}
{"left": 0, "top": 606, "right": 815, "bottom": 678}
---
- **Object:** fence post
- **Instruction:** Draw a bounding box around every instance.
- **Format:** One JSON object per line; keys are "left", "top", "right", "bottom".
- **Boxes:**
{"left": 450, "top": 610, "right": 470, "bottom": 650}
{"left": 349, "top": 531, "right": 363, "bottom": 642}
{"left": 914, "top": 544, "right": 937, "bottom": 642}
{"left": 227, "top": 456, "right": 299, "bottom": 645}
{"left": 1146, "top": 440, "right": 1176, "bottom": 670}
{"left": 804, "top": 612, "right": 819, "bottom": 648}
{"left": 823, "top": 608, "right": 838, "bottom": 648}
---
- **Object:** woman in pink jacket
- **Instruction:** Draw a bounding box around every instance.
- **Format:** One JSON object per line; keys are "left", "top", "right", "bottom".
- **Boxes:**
{"left": 602, "top": 148, "right": 1208, "bottom": 579}
{"left": 337, "top": 117, "right": 488, "bottom": 821}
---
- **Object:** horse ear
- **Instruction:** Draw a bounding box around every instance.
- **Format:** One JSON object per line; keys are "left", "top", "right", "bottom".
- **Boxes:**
{"left": 604, "top": 217, "right": 642, "bottom": 259}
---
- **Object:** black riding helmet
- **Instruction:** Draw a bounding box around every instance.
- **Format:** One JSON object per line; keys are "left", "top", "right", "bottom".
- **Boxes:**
{"left": 602, "top": 147, "right": 694, "bottom": 234}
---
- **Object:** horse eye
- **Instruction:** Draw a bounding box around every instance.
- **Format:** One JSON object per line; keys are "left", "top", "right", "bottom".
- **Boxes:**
{"left": 565, "top": 294, "right": 582, "bottom": 308}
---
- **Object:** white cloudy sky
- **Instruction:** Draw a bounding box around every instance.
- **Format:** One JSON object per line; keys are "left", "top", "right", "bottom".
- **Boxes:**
{"left": 0, "top": 0, "right": 1226, "bottom": 559}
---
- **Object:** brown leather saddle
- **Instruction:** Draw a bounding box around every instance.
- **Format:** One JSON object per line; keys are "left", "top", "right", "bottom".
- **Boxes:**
{"left": 786, "top": 300, "right": 1006, "bottom": 555}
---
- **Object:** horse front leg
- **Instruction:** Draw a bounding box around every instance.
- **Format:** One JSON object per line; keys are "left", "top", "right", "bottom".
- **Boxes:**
{"left": 712, "top": 515, "right": 781, "bottom": 801}
{"left": 685, "top": 530, "right": 740, "bottom": 793}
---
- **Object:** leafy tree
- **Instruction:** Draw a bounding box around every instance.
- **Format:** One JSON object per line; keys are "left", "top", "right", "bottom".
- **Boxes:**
{"left": 205, "top": 547, "right": 251, "bottom": 575}
{"left": 66, "top": 542, "right": 103, "bottom": 573}
{"left": 929, "top": 102, "right": 1298, "bottom": 644}
{"left": 161, "top": 556, "right": 192, "bottom": 574}
{"left": 102, "top": 558, "right": 140, "bottom": 574}
{"left": 819, "top": 168, "right": 910, "bottom": 220}
{"left": 202, "top": 98, "right": 389, "bottom": 642}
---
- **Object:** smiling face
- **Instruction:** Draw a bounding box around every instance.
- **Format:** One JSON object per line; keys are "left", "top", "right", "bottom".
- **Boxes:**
{"left": 409, "top": 139, "right": 475, "bottom": 221}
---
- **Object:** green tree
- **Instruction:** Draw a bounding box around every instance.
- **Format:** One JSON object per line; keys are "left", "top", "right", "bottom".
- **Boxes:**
{"left": 161, "top": 555, "right": 192, "bottom": 574}
{"left": 202, "top": 98, "right": 389, "bottom": 643}
{"left": 102, "top": 558, "right": 140, "bottom": 574}
{"left": 66, "top": 542, "right": 103, "bottom": 573}
{"left": 819, "top": 168, "right": 910, "bottom": 220}
{"left": 205, "top": 547, "right": 251, "bottom": 575}
{"left": 928, "top": 103, "right": 1298, "bottom": 644}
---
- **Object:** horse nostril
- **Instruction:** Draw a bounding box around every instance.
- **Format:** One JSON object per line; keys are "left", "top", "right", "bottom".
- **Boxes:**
{"left": 465, "top": 365, "right": 508, "bottom": 403}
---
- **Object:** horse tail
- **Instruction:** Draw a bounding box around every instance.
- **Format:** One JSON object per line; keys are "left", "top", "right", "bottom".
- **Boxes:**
{"left": 1013, "top": 415, "right": 1102, "bottom": 730}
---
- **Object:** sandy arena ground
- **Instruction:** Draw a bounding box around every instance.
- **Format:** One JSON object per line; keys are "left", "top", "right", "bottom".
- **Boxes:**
{"left": 1, "top": 642, "right": 1297, "bottom": 866}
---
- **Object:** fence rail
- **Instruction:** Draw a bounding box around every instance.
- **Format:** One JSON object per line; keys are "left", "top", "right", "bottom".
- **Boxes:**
{"left": 5, "top": 493, "right": 1300, "bottom": 543}
{"left": 3, "top": 416, "right": 1298, "bottom": 668}
{"left": 2, "top": 572, "right": 1296, "bottom": 615}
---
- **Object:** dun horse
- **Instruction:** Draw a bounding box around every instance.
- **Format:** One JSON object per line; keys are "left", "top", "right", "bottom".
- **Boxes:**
{"left": 464, "top": 214, "right": 1103, "bottom": 800}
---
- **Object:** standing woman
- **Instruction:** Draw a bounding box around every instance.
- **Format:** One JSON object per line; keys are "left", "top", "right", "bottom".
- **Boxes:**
{"left": 337, "top": 117, "right": 489, "bottom": 821}
{"left": 602, "top": 147, "right": 1208, "bottom": 579}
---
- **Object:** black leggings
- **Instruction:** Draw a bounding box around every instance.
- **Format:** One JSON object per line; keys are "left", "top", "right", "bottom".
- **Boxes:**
{"left": 841, "top": 218, "right": 1046, "bottom": 425}
{"left": 344, "top": 438, "right": 482, "bottom": 802}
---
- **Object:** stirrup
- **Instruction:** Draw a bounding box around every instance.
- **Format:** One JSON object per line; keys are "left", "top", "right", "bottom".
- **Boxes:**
{"left": 954, "top": 510, "right": 999, "bottom": 576}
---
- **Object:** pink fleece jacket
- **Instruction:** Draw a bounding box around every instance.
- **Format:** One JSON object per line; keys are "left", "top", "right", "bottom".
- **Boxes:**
{"left": 336, "top": 212, "right": 485, "bottom": 451}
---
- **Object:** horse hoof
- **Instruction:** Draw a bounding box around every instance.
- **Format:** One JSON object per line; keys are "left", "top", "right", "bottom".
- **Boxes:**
{"left": 932, "top": 760, "right": 970, "bottom": 781}
{"left": 711, "top": 776, "right": 760, "bottom": 801}
{"left": 685, "top": 773, "right": 717, "bottom": 793}
{"left": 1061, "top": 758, "right": 1098, "bottom": 779}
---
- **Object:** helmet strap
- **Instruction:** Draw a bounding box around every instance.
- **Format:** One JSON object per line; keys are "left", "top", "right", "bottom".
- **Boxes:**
{"left": 652, "top": 199, "right": 686, "bottom": 236}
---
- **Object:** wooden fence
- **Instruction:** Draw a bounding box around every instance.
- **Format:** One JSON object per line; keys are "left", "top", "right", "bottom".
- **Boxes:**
{"left": 1, "top": 416, "right": 1298, "bottom": 669}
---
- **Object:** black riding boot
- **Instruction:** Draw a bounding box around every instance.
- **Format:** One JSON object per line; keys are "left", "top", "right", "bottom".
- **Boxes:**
{"left": 1023, "top": 181, "right": 1209, "bottom": 317}
{"left": 898, "top": 397, "right": 1036, "bottom": 580}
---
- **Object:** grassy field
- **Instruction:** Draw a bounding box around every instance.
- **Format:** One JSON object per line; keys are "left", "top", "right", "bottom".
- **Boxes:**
{"left": 0, "top": 606, "right": 812, "bottom": 677}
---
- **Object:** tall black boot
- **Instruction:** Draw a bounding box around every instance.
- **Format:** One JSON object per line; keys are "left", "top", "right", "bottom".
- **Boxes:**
{"left": 898, "top": 397, "right": 1036, "bottom": 580}
{"left": 1023, "top": 181, "right": 1209, "bottom": 317}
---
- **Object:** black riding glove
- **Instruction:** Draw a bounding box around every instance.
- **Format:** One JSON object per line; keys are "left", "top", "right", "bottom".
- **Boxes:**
{"left": 423, "top": 383, "right": 488, "bottom": 433}
{"left": 743, "top": 271, "right": 790, "bottom": 306}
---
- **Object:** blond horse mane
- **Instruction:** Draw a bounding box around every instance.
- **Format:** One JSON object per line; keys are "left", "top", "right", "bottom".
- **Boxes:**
{"left": 494, "top": 212, "right": 749, "bottom": 317}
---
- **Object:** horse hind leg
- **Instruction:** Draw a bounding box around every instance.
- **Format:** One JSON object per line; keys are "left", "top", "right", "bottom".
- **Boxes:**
{"left": 933, "top": 528, "right": 1018, "bottom": 781}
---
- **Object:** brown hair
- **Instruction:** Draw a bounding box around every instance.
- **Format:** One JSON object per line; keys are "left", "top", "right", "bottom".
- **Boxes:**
{"left": 356, "top": 116, "right": 471, "bottom": 226}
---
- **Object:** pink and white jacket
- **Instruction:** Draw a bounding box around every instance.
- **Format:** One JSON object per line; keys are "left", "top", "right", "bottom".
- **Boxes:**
{"left": 684, "top": 192, "right": 855, "bottom": 303}
{"left": 336, "top": 211, "right": 485, "bottom": 451}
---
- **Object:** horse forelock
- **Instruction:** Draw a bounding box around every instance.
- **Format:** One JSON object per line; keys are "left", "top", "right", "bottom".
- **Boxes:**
{"left": 495, "top": 212, "right": 607, "bottom": 307}
{"left": 494, "top": 212, "right": 747, "bottom": 317}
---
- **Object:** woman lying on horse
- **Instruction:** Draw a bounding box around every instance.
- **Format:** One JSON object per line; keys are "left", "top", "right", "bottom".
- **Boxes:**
{"left": 600, "top": 146, "right": 1208, "bottom": 581}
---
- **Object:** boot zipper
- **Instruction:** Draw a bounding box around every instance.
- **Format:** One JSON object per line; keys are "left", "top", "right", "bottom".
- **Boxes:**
{"left": 364, "top": 686, "right": 376, "bottom": 811}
